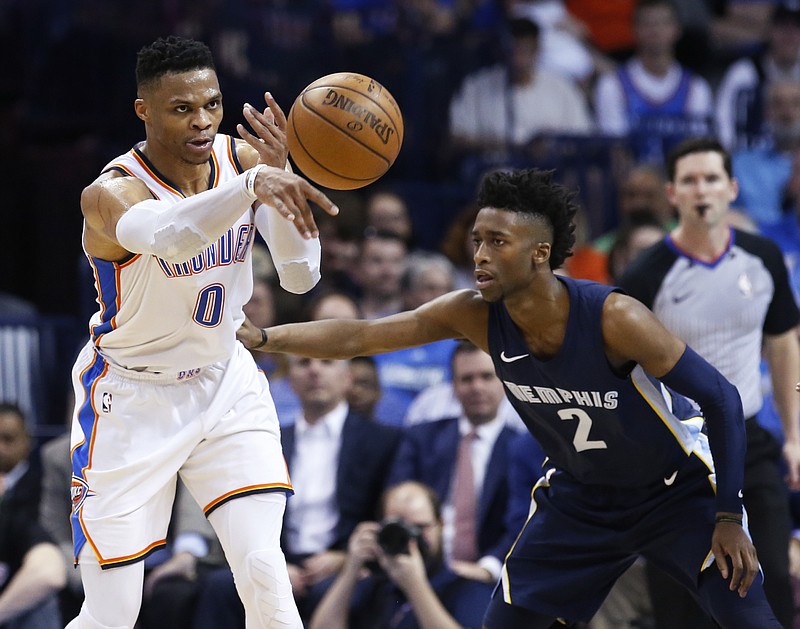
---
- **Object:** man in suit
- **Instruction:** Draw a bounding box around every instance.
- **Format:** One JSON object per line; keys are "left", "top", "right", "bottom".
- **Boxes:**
{"left": 193, "top": 356, "right": 402, "bottom": 626}
{"left": 0, "top": 402, "right": 66, "bottom": 628}
{"left": 387, "top": 341, "right": 517, "bottom": 584}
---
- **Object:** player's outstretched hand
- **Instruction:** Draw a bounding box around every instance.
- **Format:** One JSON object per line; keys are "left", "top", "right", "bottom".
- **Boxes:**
{"left": 238, "top": 93, "right": 288, "bottom": 168}
{"left": 252, "top": 166, "right": 338, "bottom": 238}
{"left": 711, "top": 517, "right": 759, "bottom": 598}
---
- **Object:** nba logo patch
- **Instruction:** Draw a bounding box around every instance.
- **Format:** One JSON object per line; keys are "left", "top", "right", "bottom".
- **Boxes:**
{"left": 101, "top": 391, "right": 112, "bottom": 414}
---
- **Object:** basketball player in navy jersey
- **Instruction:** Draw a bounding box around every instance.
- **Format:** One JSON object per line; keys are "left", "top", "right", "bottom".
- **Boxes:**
{"left": 240, "top": 168, "right": 781, "bottom": 627}
{"left": 67, "top": 36, "right": 337, "bottom": 629}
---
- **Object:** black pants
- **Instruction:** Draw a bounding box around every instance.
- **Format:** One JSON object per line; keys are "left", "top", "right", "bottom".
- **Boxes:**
{"left": 648, "top": 420, "right": 794, "bottom": 629}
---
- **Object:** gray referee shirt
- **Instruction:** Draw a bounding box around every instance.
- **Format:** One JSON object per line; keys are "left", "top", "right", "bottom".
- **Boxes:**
{"left": 619, "top": 228, "right": 799, "bottom": 418}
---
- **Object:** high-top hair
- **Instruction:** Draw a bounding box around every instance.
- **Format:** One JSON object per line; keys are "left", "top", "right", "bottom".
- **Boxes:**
{"left": 135, "top": 36, "right": 215, "bottom": 91}
{"left": 476, "top": 168, "right": 578, "bottom": 270}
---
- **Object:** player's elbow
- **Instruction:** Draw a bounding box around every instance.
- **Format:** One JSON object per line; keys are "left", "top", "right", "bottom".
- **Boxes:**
{"left": 277, "top": 259, "right": 321, "bottom": 294}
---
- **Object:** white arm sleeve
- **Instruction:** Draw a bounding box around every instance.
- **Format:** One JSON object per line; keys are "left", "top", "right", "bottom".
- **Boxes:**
{"left": 254, "top": 202, "right": 321, "bottom": 294}
{"left": 116, "top": 168, "right": 259, "bottom": 263}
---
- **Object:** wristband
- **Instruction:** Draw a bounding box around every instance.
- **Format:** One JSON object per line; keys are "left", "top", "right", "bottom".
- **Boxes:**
{"left": 715, "top": 515, "right": 743, "bottom": 525}
{"left": 245, "top": 165, "right": 265, "bottom": 199}
{"left": 252, "top": 328, "right": 269, "bottom": 350}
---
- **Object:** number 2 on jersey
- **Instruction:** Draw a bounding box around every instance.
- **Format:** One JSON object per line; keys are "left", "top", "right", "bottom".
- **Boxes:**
{"left": 558, "top": 408, "right": 608, "bottom": 452}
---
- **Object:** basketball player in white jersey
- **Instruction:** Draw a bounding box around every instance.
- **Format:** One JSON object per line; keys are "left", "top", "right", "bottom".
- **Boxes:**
{"left": 66, "top": 36, "right": 337, "bottom": 629}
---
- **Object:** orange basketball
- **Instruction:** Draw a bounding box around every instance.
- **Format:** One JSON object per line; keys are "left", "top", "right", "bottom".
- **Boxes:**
{"left": 286, "top": 72, "right": 404, "bottom": 190}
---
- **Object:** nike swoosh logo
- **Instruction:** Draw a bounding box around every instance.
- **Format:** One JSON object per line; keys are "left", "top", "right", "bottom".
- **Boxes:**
{"left": 663, "top": 471, "right": 678, "bottom": 486}
{"left": 500, "top": 351, "right": 529, "bottom": 363}
{"left": 672, "top": 293, "right": 692, "bottom": 304}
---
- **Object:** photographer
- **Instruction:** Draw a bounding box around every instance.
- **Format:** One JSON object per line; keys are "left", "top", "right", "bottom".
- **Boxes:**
{"left": 308, "top": 481, "right": 493, "bottom": 629}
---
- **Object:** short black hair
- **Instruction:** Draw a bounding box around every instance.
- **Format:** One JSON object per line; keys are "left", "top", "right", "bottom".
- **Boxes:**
{"left": 135, "top": 36, "right": 215, "bottom": 90}
{"left": 665, "top": 137, "right": 732, "bottom": 182}
{"left": 450, "top": 340, "right": 483, "bottom": 373}
{"left": 476, "top": 169, "right": 578, "bottom": 270}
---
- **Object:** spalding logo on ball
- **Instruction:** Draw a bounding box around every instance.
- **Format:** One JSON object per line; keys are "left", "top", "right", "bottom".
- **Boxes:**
{"left": 287, "top": 72, "right": 404, "bottom": 190}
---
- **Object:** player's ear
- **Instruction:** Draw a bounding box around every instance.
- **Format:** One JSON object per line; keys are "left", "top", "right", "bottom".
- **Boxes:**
{"left": 532, "top": 241, "right": 551, "bottom": 265}
{"left": 134, "top": 98, "right": 148, "bottom": 123}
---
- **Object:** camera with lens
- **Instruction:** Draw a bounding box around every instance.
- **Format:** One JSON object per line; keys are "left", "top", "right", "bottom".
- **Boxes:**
{"left": 376, "top": 518, "right": 421, "bottom": 556}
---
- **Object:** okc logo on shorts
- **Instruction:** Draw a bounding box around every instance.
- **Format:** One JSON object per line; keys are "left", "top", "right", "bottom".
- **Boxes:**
{"left": 101, "top": 391, "right": 112, "bottom": 413}
{"left": 71, "top": 476, "right": 92, "bottom": 514}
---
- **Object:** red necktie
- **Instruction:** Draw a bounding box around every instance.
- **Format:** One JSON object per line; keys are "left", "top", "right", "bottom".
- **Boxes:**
{"left": 451, "top": 430, "right": 478, "bottom": 562}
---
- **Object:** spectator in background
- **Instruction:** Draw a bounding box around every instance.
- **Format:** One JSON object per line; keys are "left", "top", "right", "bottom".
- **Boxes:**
{"left": 594, "top": 0, "right": 713, "bottom": 164}
{"left": 734, "top": 77, "right": 800, "bottom": 229}
{"left": 716, "top": 3, "right": 800, "bottom": 151}
{"left": 38, "top": 394, "right": 82, "bottom": 623}
{"left": 606, "top": 210, "right": 669, "bottom": 284}
{"left": 709, "top": 0, "right": 777, "bottom": 65}
{"left": 440, "top": 202, "right": 481, "bottom": 290}
{"left": 347, "top": 355, "right": 408, "bottom": 426}
{"left": 364, "top": 189, "right": 415, "bottom": 249}
{"left": 313, "top": 192, "right": 365, "bottom": 299}
{"left": 308, "top": 481, "right": 494, "bottom": 629}
{"left": 351, "top": 230, "right": 408, "bottom": 320}
{"left": 507, "top": 0, "right": 613, "bottom": 86}
{"left": 372, "top": 251, "right": 459, "bottom": 422}
{"left": 270, "top": 290, "right": 364, "bottom": 426}
{"left": 447, "top": 15, "right": 593, "bottom": 178}
{"left": 387, "top": 342, "right": 518, "bottom": 585}
{"left": 194, "top": 354, "right": 402, "bottom": 626}
{"left": 568, "top": 164, "right": 673, "bottom": 284}
{"left": 243, "top": 268, "right": 281, "bottom": 378}
{"left": 0, "top": 403, "right": 66, "bottom": 629}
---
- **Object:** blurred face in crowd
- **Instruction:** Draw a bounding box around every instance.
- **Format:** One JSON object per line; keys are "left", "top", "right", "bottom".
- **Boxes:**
{"left": 452, "top": 348, "right": 505, "bottom": 425}
{"left": 347, "top": 358, "right": 381, "bottom": 418}
{"left": 619, "top": 167, "right": 672, "bottom": 223}
{"left": 766, "top": 80, "right": 800, "bottom": 151}
{"left": 382, "top": 483, "right": 443, "bottom": 564}
{"left": 509, "top": 34, "right": 539, "bottom": 82}
{"left": 404, "top": 264, "right": 454, "bottom": 310}
{"left": 0, "top": 409, "right": 29, "bottom": 474}
{"left": 667, "top": 151, "right": 738, "bottom": 230}
{"left": 356, "top": 236, "right": 408, "bottom": 299}
{"left": 366, "top": 192, "right": 412, "bottom": 243}
{"left": 769, "top": 19, "right": 800, "bottom": 67}
{"left": 311, "top": 293, "right": 361, "bottom": 320}
{"left": 634, "top": 3, "right": 680, "bottom": 56}
{"left": 288, "top": 356, "right": 352, "bottom": 420}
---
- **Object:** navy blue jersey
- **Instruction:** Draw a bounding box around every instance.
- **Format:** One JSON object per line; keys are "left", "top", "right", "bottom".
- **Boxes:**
{"left": 488, "top": 276, "right": 705, "bottom": 488}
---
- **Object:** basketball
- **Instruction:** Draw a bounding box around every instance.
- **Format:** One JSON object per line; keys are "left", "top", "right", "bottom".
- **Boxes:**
{"left": 286, "top": 72, "right": 404, "bottom": 190}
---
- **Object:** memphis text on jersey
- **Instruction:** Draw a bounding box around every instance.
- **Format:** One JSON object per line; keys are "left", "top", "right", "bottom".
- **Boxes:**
{"left": 504, "top": 381, "right": 619, "bottom": 409}
{"left": 156, "top": 223, "right": 254, "bottom": 278}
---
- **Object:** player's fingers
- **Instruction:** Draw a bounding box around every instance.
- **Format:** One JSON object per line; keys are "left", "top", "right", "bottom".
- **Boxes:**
{"left": 713, "top": 544, "right": 729, "bottom": 580}
{"left": 302, "top": 181, "right": 339, "bottom": 217}
{"left": 264, "top": 91, "right": 287, "bottom": 128}
{"left": 727, "top": 553, "right": 744, "bottom": 592}
{"left": 243, "top": 104, "right": 278, "bottom": 140}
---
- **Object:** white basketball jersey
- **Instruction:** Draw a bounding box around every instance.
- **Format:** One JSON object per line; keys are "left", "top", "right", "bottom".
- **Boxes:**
{"left": 85, "top": 134, "right": 255, "bottom": 373}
